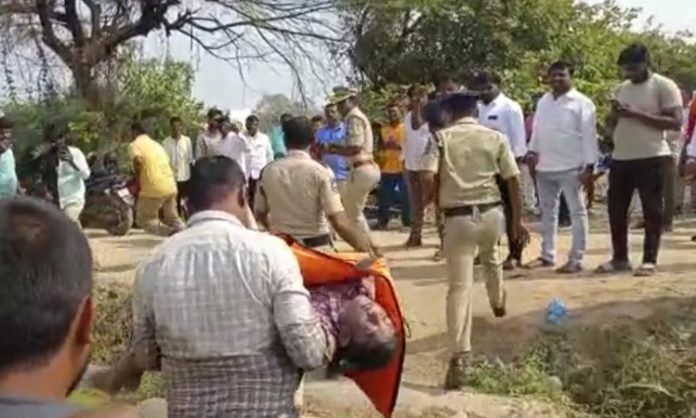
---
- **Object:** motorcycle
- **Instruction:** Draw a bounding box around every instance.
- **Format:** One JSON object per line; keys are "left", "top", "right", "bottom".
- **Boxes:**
{"left": 80, "top": 169, "right": 135, "bottom": 236}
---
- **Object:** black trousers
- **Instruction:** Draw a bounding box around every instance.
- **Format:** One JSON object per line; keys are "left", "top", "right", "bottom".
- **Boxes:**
{"left": 176, "top": 180, "right": 189, "bottom": 217}
{"left": 497, "top": 176, "right": 524, "bottom": 261}
{"left": 248, "top": 178, "right": 258, "bottom": 210}
{"left": 608, "top": 157, "right": 667, "bottom": 264}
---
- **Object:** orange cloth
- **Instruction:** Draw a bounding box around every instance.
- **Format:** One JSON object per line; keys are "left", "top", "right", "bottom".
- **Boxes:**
{"left": 380, "top": 124, "right": 405, "bottom": 174}
{"left": 280, "top": 235, "right": 404, "bottom": 418}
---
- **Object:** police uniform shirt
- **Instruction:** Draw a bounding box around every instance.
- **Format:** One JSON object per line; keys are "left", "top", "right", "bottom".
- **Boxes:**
{"left": 424, "top": 117, "right": 520, "bottom": 208}
{"left": 344, "top": 107, "right": 374, "bottom": 164}
{"left": 255, "top": 149, "right": 344, "bottom": 238}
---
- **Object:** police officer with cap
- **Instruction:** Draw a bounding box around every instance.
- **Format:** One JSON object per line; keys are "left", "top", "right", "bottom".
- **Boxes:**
{"left": 423, "top": 92, "right": 527, "bottom": 390}
{"left": 321, "top": 87, "right": 382, "bottom": 256}
{"left": 255, "top": 116, "right": 372, "bottom": 254}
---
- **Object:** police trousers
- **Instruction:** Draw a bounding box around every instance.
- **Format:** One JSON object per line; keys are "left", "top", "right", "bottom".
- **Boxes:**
{"left": 344, "top": 163, "right": 380, "bottom": 246}
{"left": 444, "top": 206, "right": 505, "bottom": 354}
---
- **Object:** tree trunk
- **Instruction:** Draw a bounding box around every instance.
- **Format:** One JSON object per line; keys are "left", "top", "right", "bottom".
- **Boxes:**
{"left": 71, "top": 63, "right": 103, "bottom": 110}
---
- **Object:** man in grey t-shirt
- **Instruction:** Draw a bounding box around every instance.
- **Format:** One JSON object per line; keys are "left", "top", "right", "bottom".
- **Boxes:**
{"left": 596, "top": 44, "right": 683, "bottom": 277}
{"left": 0, "top": 198, "right": 136, "bottom": 418}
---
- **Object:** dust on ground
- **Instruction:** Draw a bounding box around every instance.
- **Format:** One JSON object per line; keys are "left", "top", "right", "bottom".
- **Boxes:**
{"left": 88, "top": 209, "right": 696, "bottom": 416}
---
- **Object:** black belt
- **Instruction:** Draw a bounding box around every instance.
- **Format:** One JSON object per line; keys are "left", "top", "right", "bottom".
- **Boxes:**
{"left": 443, "top": 203, "right": 501, "bottom": 218}
{"left": 299, "top": 234, "right": 332, "bottom": 248}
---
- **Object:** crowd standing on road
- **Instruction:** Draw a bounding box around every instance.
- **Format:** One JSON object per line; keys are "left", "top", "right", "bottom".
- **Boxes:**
{"left": 3, "top": 41, "right": 696, "bottom": 417}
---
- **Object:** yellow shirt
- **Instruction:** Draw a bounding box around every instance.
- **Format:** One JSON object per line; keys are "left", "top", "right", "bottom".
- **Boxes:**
{"left": 380, "top": 124, "right": 405, "bottom": 174}
{"left": 128, "top": 135, "right": 177, "bottom": 198}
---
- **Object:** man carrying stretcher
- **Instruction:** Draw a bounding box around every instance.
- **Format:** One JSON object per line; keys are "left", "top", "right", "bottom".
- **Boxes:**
{"left": 91, "top": 156, "right": 398, "bottom": 418}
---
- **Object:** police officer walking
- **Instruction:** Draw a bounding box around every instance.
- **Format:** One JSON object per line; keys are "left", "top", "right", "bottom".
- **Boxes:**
{"left": 254, "top": 116, "right": 372, "bottom": 254}
{"left": 321, "top": 88, "right": 382, "bottom": 256}
{"left": 423, "top": 93, "right": 527, "bottom": 390}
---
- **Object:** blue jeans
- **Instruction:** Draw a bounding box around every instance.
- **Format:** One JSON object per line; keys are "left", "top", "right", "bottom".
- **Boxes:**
{"left": 536, "top": 169, "right": 588, "bottom": 264}
{"left": 377, "top": 173, "right": 411, "bottom": 227}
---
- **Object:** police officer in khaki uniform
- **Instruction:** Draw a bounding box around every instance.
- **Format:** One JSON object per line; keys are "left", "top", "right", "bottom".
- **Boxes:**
{"left": 423, "top": 93, "right": 526, "bottom": 390}
{"left": 322, "top": 88, "right": 382, "bottom": 256}
{"left": 254, "top": 116, "right": 371, "bottom": 254}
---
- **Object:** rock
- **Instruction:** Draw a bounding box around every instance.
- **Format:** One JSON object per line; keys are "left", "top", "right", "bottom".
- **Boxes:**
{"left": 138, "top": 398, "right": 167, "bottom": 418}
{"left": 547, "top": 376, "right": 564, "bottom": 393}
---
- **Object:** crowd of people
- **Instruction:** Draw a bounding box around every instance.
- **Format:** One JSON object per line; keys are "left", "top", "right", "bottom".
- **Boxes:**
{"left": 2, "top": 41, "right": 696, "bottom": 418}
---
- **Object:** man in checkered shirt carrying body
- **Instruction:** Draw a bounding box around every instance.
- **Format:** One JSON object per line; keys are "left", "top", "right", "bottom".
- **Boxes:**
{"left": 131, "top": 156, "right": 335, "bottom": 418}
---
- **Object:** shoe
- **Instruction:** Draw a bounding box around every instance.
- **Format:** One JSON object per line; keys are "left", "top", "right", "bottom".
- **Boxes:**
{"left": 492, "top": 289, "right": 507, "bottom": 318}
{"left": 556, "top": 261, "right": 582, "bottom": 274}
{"left": 444, "top": 353, "right": 472, "bottom": 391}
{"left": 404, "top": 236, "right": 422, "bottom": 248}
{"left": 634, "top": 262, "right": 656, "bottom": 277}
{"left": 433, "top": 249, "right": 444, "bottom": 261}
{"left": 594, "top": 260, "right": 632, "bottom": 274}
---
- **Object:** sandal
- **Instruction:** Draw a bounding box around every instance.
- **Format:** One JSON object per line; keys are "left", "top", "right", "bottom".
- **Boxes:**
{"left": 524, "top": 257, "right": 554, "bottom": 269}
{"left": 594, "top": 260, "right": 632, "bottom": 274}
{"left": 634, "top": 263, "right": 656, "bottom": 277}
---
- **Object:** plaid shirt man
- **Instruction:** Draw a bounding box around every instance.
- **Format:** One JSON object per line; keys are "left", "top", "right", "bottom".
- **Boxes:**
{"left": 133, "top": 210, "right": 333, "bottom": 418}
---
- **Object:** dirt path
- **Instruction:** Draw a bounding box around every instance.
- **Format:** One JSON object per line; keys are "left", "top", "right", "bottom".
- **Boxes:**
{"left": 89, "top": 211, "right": 696, "bottom": 416}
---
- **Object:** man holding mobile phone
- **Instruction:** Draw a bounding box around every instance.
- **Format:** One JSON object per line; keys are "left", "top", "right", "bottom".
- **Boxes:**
{"left": 596, "top": 44, "right": 683, "bottom": 277}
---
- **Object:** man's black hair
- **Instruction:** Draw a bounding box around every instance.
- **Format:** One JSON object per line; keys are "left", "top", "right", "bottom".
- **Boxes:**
{"left": 548, "top": 60, "right": 575, "bottom": 76}
{"left": 188, "top": 156, "right": 247, "bottom": 212}
{"left": 283, "top": 116, "right": 314, "bottom": 149}
{"left": 424, "top": 97, "right": 451, "bottom": 130}
{"left": 617, "top": 43, "right": 650, "bottom": 66}
{"left": 131, "top": 121, "right": 147, "bottom": 136}
{"left": 207, "top": 108, "right": 223, "bottom": 120}
{"left": 471, "top": 71, "right": 501, "bottom": 86}
{"left": 43, "top": 122, "right": 69, "bottom": 143}
{"left": 443, "top": 92, "right": 479, "bottom": 117}
{"left": 324, "top": 103, "right": 337, "bottom": 110}
{"left": 311, "top": 115, "right": 324, "bottom": 124}
{"left": 0, "top": 197, "right": 92, "bottom": 374}
{"left": 0, "top": 116, "right": 13, "bottom": 130}
{"left": 170, "top": 116, "right": 182, "bottom": 125}
{"left": 246, "top": 114, "right": 260, "bottom": 124}
{"left": 280, "top": 113, "right": 293, "bottom": 122}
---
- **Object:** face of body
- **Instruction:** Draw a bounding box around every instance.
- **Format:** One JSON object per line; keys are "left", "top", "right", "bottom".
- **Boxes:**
{"left": 246, "top": 118, "right": 260, "bottom": 136}
{"left": 620, "top": 62, "right": 649, "bottom": 84}
{"left": 474, "top": 81, "right": 499, "bottom": 104}
{"left": 385, "top": 106, "right": 401, "bottom": 126}
{"left": 0, "top": 128, "right": 11, "bottom": 154}
{"left": 338, "top": 295, "right": 395, "bottom": 350}
{"left": 337, "top": 98, "right": 356, "bottom": 117}
{"left": 325, "top": 105, "right": 340, "bottom": 126}
{"left": 548, "top": 67, "right": 572, "bottom": 94}
{"left": 171, "top": 120, "right": 183, "bottom": 138}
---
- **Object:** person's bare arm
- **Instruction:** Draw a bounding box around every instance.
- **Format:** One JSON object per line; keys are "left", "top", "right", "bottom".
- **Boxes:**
{"left": 328, "top": 211, "right": 371, "bottom": 253}
{"left": 269, "top": 242, "right": 335, "bottom": 369}
{"left": 505, "top": 176, "right": 523, "bottom": 241}
{"left": 620, "top": 105, "right": 683, "bottom": 131}
{"left": 254, "top": 175, "right": 271, "bottom": 230}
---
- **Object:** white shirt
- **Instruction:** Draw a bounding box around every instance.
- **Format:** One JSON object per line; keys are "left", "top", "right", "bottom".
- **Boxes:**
{"left": 478, "top": 93, "right": 527, "bottom": 157}
{"left": 57, "top": 146, "right": 90, "bottom": 209}
{"left": 162, "top": 135, "right": 194, "bottom": 182}
{"left": 231, "top": 132, "right": 274, "bottom": 180}
{"left": 403, "top": 111, "right": 432, "bottom": 171}
{"left": 196, "top": 131, "right": 223, "bottom": 159}
{"left": 528, "top": 89, "right": 598, "bottom": 172}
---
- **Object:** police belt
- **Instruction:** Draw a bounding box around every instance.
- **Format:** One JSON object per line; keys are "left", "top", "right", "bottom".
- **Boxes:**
{"left": 442, "top": 202, "right": 501, "bottom": 218}
{"left": 297, "top": 234, "right": 332, "bottom": 248}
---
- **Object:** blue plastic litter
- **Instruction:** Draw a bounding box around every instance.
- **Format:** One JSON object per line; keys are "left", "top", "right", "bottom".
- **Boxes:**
{"left": 546, "top": 298, "right": 568, "bottom": 325}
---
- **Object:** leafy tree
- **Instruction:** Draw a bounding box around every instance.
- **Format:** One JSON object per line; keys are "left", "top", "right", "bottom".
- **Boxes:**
{"left": 0, "top": 0, "right": 340, "bottom": 108}
{"left": 5, "top": 55, "right": 203, "bottom": 159}
{"left": 340, "top": 0, "right": 696, "bottom": 118}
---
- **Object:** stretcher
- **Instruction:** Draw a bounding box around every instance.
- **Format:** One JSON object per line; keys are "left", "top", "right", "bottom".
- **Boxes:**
{"left": 280, "top": 235, "right": 406, "bottom": 418}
